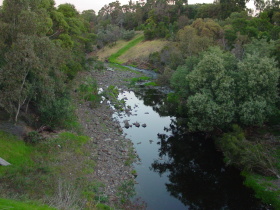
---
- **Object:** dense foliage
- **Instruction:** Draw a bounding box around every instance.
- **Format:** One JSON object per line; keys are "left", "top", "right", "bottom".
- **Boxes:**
{"left": 0, "top": 0, "right": 95, "bottom": 126}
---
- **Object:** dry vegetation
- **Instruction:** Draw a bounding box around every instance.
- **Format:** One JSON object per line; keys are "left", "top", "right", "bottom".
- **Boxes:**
{"left": 95, "top": 32, "right": 169, "bottom": 64}
{"left": 95, "top": 32, "right": 143, "bottom": 61}
{"left": 118, "top": 39, "right": 169, "bottom": 63}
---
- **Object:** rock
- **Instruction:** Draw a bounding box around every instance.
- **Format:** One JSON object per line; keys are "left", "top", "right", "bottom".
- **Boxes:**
{"left": 149, "top": 140, "right": 153, "bottom": 143}
{"left": 144, "top": 112, "right": 149, "bottom": 114}
{"left": 142, "top": 123, "right": 147, "bottom": 128}
{"left": 124, "top": 120, "right": 130, "bottom": 129}
{"left": 137, "top": 142, "right": 141, "bottom": 144}
{"left": 0, "top": 157, "right": 11, "bottom": 166}
{"left": 134, "top": 122, "right": 140, "bottom": 127}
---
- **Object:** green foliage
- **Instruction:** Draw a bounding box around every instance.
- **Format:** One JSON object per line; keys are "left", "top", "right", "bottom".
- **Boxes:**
{"left": 96, "top": 203, "right": 111, "bottom": 210}
{"left": 185, "top": 48, "right": 236, "bottom": 131}
{"left": 58, "top": 34, "right": 74, "bottom": 49}
{"left": 236, "top": 54, "right": 279, "bottom": 125}
{"left": 177, "top": 20, "right": 220, "bottom": 57}
{"left": 156, "top": 67, "right": 173, "bottom": 86}
{"left": 78, "top": 77, "right": 101, "bottom": 107}
{"left": 122, "top": 30, "right": 136, "bottom": 41}
{"left": 24, "top": 131, "right": 42, "bottom": 145}
{"left": 117, "top": 180, "right": 136, "bottom": 204}
{"left": 172, "top": 45, "right": 280, "bottom": 131}
{"left": 129, "top": 76, "right": 151, "bottom": 86}
{"left": 216, "top": 125, "right": 279, "bottom": 177}
{"left": 60, "top": 59, "right": 82, "bottom": 80}
{"left": 38, "top": 93, "right": 75, "bottom": 127}
{"left": 196, "top": 3, "right": 221, "bottom": 19}
{"left": 57, "top": 3, "right": 78, "bottom": 18}
{"left": 93, "top": 60, "right": 105, "bottom": 71}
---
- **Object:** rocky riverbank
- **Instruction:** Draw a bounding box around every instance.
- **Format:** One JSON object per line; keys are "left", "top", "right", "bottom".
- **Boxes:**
{"left": 75, "top": 65, "right": 143, "bottom": 207}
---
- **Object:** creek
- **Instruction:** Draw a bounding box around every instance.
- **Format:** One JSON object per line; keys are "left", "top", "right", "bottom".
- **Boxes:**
{"left": 112, "top": 87, "right": 268, "bottom": 210}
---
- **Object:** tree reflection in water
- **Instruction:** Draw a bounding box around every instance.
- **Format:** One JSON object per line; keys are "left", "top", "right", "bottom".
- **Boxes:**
{"left": 151, "top": 119, "right": 266, "bottom": 210}
{"left": 133, "top": 88, "right": 267, "bottom": 210}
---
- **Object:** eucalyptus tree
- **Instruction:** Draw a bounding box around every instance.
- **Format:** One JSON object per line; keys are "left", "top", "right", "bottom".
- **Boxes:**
{"left": 0, "top": 0, "right": 72, "bottom": 125}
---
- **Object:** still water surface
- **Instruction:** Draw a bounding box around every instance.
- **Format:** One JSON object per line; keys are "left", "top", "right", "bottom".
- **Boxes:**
{"left": 113, "top": 88, "right": 267, "bottom": 210}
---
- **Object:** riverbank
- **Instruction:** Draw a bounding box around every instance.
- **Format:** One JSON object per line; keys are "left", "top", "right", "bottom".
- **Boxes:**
{"left": 0, "top": 64, "right": 147, "bottom": 209}
{"left": 74, "top": 64, "right": 143, "bottom": 206}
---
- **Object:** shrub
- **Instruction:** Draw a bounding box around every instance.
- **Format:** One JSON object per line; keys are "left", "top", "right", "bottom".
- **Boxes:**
{"left": 122, "top": 30, "right": 136, "bottom": 41}
{"left": 38, "top": 94, "right": 75, "bottom": 127}
{"left": 216, "top": 125, "right": 279, "bottom": 177}
{"left": 78, "top": 77, "right": 101, "bottom": 107}
{"left": 24, "top": 131, "right": 42, "bottom": 144}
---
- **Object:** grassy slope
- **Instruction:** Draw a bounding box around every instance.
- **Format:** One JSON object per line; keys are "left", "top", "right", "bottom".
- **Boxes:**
{"left": 108, "top": 35, "right": 145, "bottom": 64}
{"left": 96, "top": 32, "right": 169, "bottom": 64}
{"left": 118, "top": 39, "right": 169, "bottom": 64}
{"left": 0, "top": 131, "right": 56, "bottom": 209}
{"left": 0, "top": 130, "right": 104, "bottom": 209}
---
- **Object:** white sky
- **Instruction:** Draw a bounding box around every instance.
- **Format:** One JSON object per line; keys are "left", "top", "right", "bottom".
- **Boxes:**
{"left": 0, "top": 0, "right": 254, "bottom": 14}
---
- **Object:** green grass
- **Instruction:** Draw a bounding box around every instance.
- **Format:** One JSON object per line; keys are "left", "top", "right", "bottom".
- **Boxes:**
{"left": 108, "top": 35, "right": 145, "bottom": 64}
{"left": 144, "top": 81, "right": 158, "bottom": 86}
{"left": 0, "top": 131, "right": 33, "bottom": 171}
{"left": 0, "top": 131, "right": 98, "bottom": 209}
{"left": 0, "top": 198, "right": 56, "bottom": 210}
{"left": 241, "top": 171, "right": 280, "bottom": 209}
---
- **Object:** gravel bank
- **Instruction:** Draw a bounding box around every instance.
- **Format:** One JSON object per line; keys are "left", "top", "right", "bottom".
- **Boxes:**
{"left": 76, "top": 65, "right": 141, "bottom": 207}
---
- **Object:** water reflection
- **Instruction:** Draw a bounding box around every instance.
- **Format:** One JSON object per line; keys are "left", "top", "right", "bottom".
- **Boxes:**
{"left": 151, "top": 119, "right": 266, "bottom": 209}
{"left": 117, "top": 88, "right": 267, "bottom": 210}
{"left": 133, "top": 88, "right": 177, "bottom": 117}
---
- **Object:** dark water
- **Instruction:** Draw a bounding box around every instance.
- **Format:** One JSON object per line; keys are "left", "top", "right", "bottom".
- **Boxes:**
{"left": 113, "top": 88, "right": 268, "bottom": 210}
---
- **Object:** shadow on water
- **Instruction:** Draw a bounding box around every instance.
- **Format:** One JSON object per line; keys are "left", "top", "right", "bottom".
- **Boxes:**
{"left": 114, "top": 87, "right": 269, "bottom": 210}
{"left": 152, "top": 119, "right": 266, "bottom": 210}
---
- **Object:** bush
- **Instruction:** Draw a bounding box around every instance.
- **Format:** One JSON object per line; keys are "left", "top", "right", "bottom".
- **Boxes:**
{"left": 156, "top": 67, "right": 174, "bottom": 86}
{"left": 38, "top": 94, "right": 75, "bottom": 127}
{"left": 122, "top": 30, "right": 136, "bottom": 41}
{"left": 216, "top": 125, "right": 279, "bottom": 177}
{"left": 93, "top": 61, "right": 105, "bottom": 70}
{"left": 78, "top": 77, "right": 101, "bottom": 107}
{"left": 24, "top": 131, "right": 42, "bottom": 144}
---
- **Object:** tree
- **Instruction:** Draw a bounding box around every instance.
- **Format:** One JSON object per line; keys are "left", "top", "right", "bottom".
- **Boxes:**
{"left": 0, "top": 0, "right": 77, "bottom": 125}
{"left": 177, "top": 22, "right": 217, "bottom": 56}
{"left": 186, "top": 48, "right": 236, "bottom": 131}
{"left": 219, "top": 0, "right": 248, "bottom": 19}
{"left": 236, "top": 54, "right": 279, "bottom": 125}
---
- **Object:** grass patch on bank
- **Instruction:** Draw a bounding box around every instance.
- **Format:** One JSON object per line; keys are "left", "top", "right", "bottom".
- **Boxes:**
{"left": 0, "top": 131, "right": 110, "bottom": 209}
{"left": 0, "top": 131, "right": 33, "bottom": 172}
{"left": 241, "top": 172, "right": 280, "bottom": 209}
{"left": 0, "top": 198, "right": 56, "bottom": 210}
{"left": 108, "top": 35, "right": 145, "bottom": 64}
{"left": 109, "top": 63, "right": 139, "bottom": 73}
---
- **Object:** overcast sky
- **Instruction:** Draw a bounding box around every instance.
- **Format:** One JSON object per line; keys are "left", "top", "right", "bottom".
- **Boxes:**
{"left": 0, "top": 0, "right": 254, "bottom": 13}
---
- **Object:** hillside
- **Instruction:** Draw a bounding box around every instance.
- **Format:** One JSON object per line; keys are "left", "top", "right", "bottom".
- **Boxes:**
{"left": 95, "top": 32, "right": 169, "bottom": 65}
